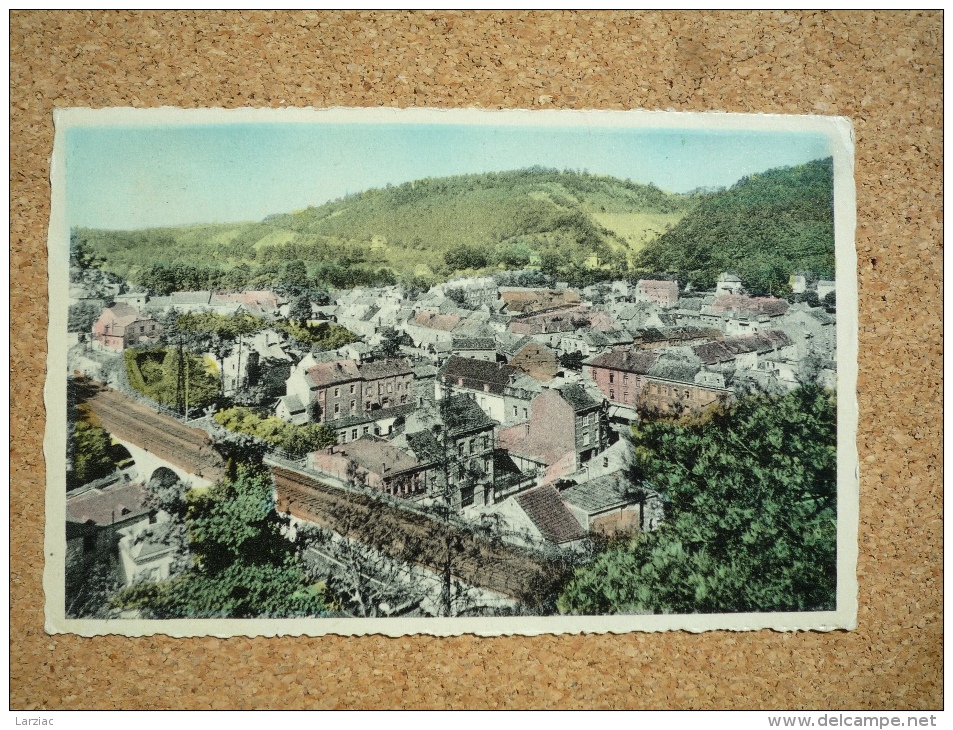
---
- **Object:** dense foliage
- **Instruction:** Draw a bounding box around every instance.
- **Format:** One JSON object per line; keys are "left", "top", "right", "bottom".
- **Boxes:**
{"left": 275, "top": 320, "right": 358, "bottom": 350}
{"left": 558, "top": 385, "right": 837, "bottom": 615}
{"left": 72, "top": 419, "right": 117, "bottom": 486}
{"left": 67, "top": 301, "right": 103, "bottom": 333}
{"left": 636, "top": 158, "right": 835, "bottom": 294}
{"left": 125, "top": 347, "right": 220, "bottom": 413}
{"left": 72, "top": 168, "right": 696, "bottom": 290}
{"left": 213, "top": 406, "right": 336, "bottom": 457}
{"left": 175, "top": 311, "right": 266, "bottom": 339}
{"left": 117, "top": 465, "right": 332, "bottom": 618}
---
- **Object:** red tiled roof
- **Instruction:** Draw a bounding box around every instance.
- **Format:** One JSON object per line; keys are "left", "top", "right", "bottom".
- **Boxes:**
{"left": 413, "top": 310, "right": 462, "bottom": 332}
{"left": 710, "top": 294, "right": 789, "bottom": 317}
{"left": 306, "top": 359, "right": 361, "bottom": 387}
{"left": 516, "top": 485, "right": 586, "bottom": 543}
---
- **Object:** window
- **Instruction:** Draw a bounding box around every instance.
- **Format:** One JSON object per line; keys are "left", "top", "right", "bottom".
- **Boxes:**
{"left": 603, "top": 456, "right": 609, "bottom": 468}
{"left": 334, "top": 403, "right": 340, "bottom": 414}
{"left": 609, "top": 389, "right": 615, "bottom": 400}
{"left": 365, "top": 401, "right": 371, "bottom": 410}
{"left": 350, "top": 400, "right": 356, "bottom": 412}
{"left": 523, "top": 407, "right": 528, "bottom": 419}
{"left": 350, "top": 384, "right": 355, "bottom": 394}
{"left": 388, "top": 383, "right": 393, "bottom": 393}
{"left": 623, "top": 391, "right": 628, "bottom": 402}
{"left": 609, "top": 372, "right": 614, "bottom": 384}
{"left": 334, "top": 387, "right": 340, "bottom": 397}
{"left": 513, "top": 405, "right": 518, "bottom": 417}
{"left": 362, "top": 426, "right": 369, "bottom": 435}
{"left": 400, "top": 395, "right": 407, "bottom": 404}
{"left": 469, "top": 439, "right": 475, "bottom": 454}
{"left": 583, "top": 432, "right": 590, "bottom": 446}
{"left": 458, "top": 442, "right": 464, "bottom": 456}
{"left": 351, "top": 429, "right": 358, "bottom": 439}
{"left": 378, "top": 383, "right": 383, "bottom": 394}
{"left": 482, "top": 435, "right": 489, "bottom": 450}
{"left": 140, "top": 326, "right": 145, "bottom": 333}
{"left": 623, "top": 374, "right": 629, "bottom": 385}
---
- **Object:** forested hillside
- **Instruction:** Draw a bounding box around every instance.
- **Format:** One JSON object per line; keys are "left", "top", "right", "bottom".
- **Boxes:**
{"left": 635, "top": 158, "right": 835, "bottom": 295}
{"left": 73, "top": 168, "right": 695, "bottom": 292}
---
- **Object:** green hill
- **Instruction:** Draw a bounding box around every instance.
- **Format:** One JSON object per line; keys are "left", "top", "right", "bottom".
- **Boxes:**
{"left": 73, "top": 168, "right": 696, "bottom": 293}
{"left": 635, "top": 158, "right": 835, "bottom": 295}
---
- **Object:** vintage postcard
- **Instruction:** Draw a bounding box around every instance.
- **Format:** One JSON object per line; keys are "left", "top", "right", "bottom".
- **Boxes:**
{"left": 44, "top": 107, "right": 858, "bottom": 636}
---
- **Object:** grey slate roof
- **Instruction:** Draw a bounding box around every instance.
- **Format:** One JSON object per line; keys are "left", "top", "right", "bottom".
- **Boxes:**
{"left": 516, "top": 486, "right": 587, "bottom": 544}
{"left": 357, "top": 358, "right": 413, "bottom": 380}
{"left": 438, "top": 356, "right": 520, "bottom": 396}
{"left": 404, "top": 429, "right": 444, "bottom": 465}
{"left": 585, "top": 348, "right": 659, "bottom": 374}
{"left": 561, "top": 471, "right": 640, "bottom": 515}
{"left": 692, "top": 331, "right": 792, "bottom": 365}
{"left": 325, "top": 403, "right": 417, "bottom": 430}
{"left": 558, "top": 384, "right": 601, "bottom": 412}
{"left": 442, "top": 394, "right": 497, "bottom": 435}
{"left": 451, "top": 336, "right": 497, "bottom": 351}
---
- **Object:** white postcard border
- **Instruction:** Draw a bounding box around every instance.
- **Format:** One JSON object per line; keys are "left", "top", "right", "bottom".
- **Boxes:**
{"left": 44, "top": 107, "right": 859, "bottom": 637}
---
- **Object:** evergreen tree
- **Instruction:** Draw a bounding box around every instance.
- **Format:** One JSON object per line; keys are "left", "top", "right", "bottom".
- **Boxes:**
{"left": 558, "top": 385, "right": 838, "bottom": 615}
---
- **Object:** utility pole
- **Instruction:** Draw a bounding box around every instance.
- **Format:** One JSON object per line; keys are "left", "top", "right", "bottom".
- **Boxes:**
{"left": 437, "top": 392, "right": 453, "bottom": 618}
{"left": 175, "top": 340, "right": 186, "bottom": 416}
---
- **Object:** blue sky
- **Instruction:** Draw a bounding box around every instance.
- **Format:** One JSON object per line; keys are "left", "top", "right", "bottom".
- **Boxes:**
{"left": 65, "top": 121, "right": 832, "bottom": 230}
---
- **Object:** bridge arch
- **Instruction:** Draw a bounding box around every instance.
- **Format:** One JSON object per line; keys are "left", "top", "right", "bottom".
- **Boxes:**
{"left": 112, "top": 435, "right": 215, "bottom": 490}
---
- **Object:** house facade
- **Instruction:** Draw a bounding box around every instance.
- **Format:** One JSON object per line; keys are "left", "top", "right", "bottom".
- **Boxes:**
{"left": 498, "top": 384, "right": 606, "bottom": 485}
{"left": 91, "top": 303, "right": 164, "bottom": 352}
{"left": 309, "top": 435, "right": 432, "bottom": 499}
{"left": 584, "top": 348, "right": 659, "bottom": 410}
{"left": 283, "top": 356, "right": 414, "bottom": 424}
{"left": 638, "top": 376, "right": 731, "bottom": 417}
{"left": 635, "top": 279, "right": 680, "bottom": 307}
{"left": 435, "top": 356, "right": 520, "bottom": 424}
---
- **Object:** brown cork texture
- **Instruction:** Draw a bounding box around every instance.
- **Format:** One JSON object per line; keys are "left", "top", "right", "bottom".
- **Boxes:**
{"left": 11, "top": 11, "right": 941, "bottom": 710}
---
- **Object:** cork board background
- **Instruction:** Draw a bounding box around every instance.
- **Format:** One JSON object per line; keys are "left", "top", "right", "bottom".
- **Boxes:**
{"left": 11, "top": 11, "right": 941, "bottom": 709}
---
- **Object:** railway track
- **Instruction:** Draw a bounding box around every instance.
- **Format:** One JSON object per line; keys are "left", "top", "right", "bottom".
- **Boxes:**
{"left": 76, "top": 378, "right": 570, "bottom": 605}
{"left": 273, "top": 466, "right": 570, "bottom": 605}
{"left": 80, "top": 380, "right": 226, "bottom": 483}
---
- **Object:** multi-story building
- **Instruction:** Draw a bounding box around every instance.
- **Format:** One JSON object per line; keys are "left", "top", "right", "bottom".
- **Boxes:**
{"left": 436, "top": 356, "right": 520, "bottom": 424}
{"left": 409, "top": 394, "right": 498, "bottom": 509}
{"left": 638, "top": 376, "right": 732, "bottom": 417}
{"left": 91, "top": 303, "right": 164, "bottom": 352}
{"left": 584, "top": 348, "right": 659, "bottom": 411}
{"left": 498, "top": 384, "right": 606, "bottom": 486}
{"left": 282, "top": 356, "right": 414, "bottom": 424}
{"left": 634, "top": 279, "right": 680, "bottom": 307}
{"left": 309, "top": 435, "right": 434, "bottom": 499}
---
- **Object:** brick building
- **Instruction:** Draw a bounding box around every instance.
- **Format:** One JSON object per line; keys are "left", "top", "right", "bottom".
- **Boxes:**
{"left": 638, "top": 376, "right": 732, "bottom": 417}
{"left": 91, "top": 303, "right": 163, "bottom": 352}
{"left": 282, "top": 356, "right": 414, "bottom": 424}
{"left": 634, "top": 279, "right": 680, "bottom": 307}
{"left": 498, "top": 384, "right": 606, "bottom": 485}
{"left": 584, "top": 348, "right": 659, "bottom": 410}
